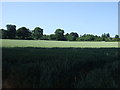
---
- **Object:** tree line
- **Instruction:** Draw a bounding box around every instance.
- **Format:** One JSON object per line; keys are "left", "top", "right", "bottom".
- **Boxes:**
{"left": 0, "top": 24, "right": 120, "bottom": 41}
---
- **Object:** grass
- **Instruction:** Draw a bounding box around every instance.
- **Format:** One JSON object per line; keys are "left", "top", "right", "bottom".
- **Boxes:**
{"left": 2, "top": 47, "right": 120, "bottom": 88}
{"left": 2, "top": 39, "right": 120, "bottom": 88}
{"left": 2, "top": 39, "right": 118, "bottom": 48}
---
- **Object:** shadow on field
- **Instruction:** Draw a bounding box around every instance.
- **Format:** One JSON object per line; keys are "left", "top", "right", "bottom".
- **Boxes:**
{"left": 2, "top": 47, "right": 120, "bottom": 88}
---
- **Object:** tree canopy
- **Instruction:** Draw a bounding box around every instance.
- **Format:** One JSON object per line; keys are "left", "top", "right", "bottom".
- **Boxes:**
{"left": 0, "top": 24, "right": 120, "bottom": 41}
{"left": 6, "top": 24, "right": 16, "bottom": 39}
{"left": 54, "top": 29, "right": 65, "bottom": 41}
{"left": 32, "top": 27, "right": 43, "bottom": 40}
{"left": 16, "top": 27, "right": 31, "bottom": 39}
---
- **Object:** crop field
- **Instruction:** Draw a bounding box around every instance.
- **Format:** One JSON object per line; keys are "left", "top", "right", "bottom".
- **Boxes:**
{"left": 2, "top": 39, "right": 120, "bottom": 88}
{"left": 2, "top": 39, "right": 119, "bottom": 48}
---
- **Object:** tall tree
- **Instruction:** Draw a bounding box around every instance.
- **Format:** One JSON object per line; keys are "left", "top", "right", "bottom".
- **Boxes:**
{"left": 69, "top": 32, "right": 79, "bottom": 41}
{"left": 0, "top": 29, "right": 8, "bottom": 39}
{"left": 115, "top": 35, "right": 119, "bottom": 38}
{"left": 64, "top": 33, "right": 70, "bottom": 41}
{"left": 106, "top": 33, "right": 110, "bottom": 38}
{"left": 114, "top": 34, "right": 120, "bottom": 41}
{"left": 6, "top": 24, "right": 16, "bottom": 39}
{"left": 16, "top": 27, "right": 31, "bottom": 39}
{"left": 54, "top": 29, "right": 65, "bottom": 41}
{"left": 32, "top": 27, "right": 43, "bottom": 40}
{"left": 102, "top": 33, "right": 110, "bottom": 38}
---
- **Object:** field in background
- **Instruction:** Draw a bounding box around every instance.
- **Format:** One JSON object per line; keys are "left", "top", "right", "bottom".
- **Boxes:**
{"left": 2, "top": 39, "right": 118, "bottom": 48}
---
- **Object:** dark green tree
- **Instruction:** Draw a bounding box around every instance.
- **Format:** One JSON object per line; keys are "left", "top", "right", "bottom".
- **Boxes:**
{"left": 50, "top": 34, "right": 56, "bottom": 40}
{"left": 102, "top": 33, "right": 110, "bottom": 38}
{"left": 94, "top": 36, "right": 102, "bottom": 41}
{"left": 102, "top": 33, "right": 106, "bottom": 38}
{"left": 106, "top": 33, "right": 110, "bottom": 38}
{"left": 83, "top": 34, "right": 94, "bottom": 41}
{"left": 54, "top": 29, "right": 65, "bottom": 41}
{"left": 16, "top": 27, "right": 31, "bottom": 39}
{"left": 101, "top": 33, "right": 111, "bottom": 41}
{"left": 32, "top": 27, "right": 43, "bottom": 40}
{"left": 115, "top": 35, "right": 119, "bottom": 38}
{"left": 114, "top": 35, "right": 120, "bottom": 41}
{"left": 77, "top": 34, "right": 103, "bottom": 41}
{"left": 41, "top": 34, "right": 50, "bottom": 40}
{"left": 69, "top": 32, "right": 79, "bottom": 41}
{"left": 0, "top": 29, "right": 8, "bottom": 39}
{"left": 66, "top": 34, "right": 75, "bottom": 41}
{"left": 6, "top": 24, "right": 16, "bottom": 39}
{"left": 64, "top": 33, "right": 70, "bottom": 41}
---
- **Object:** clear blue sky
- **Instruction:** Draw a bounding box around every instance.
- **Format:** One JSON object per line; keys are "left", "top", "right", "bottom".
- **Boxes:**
{"left": 1, "top": 2, "right": 118, "bottom": 37}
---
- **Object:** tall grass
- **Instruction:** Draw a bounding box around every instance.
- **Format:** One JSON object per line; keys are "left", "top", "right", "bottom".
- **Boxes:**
{"left": 2, "top": 47, "right": 120, "bottom": 88}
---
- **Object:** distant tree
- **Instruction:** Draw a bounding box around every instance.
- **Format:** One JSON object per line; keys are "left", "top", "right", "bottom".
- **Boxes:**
{"left": 102, "top": 33, "right": 110, "bottom": 38}
{"left": 54, "top": 29, "right": 65, "bottom": 41}
{"left": 50, "top": 34, "right": 56, "bottom": 40}
{"left": 101, "top": 33, "right": 110, "bottom": 41}
{"left": 102, "top": 33, "right": 106, "bottom": 38}
{"left": 32, "top": 27, "right": 43, "bottom": 40}
{"left": 69, "top": 32, "right": 79, "bottom": 41}
{"left": 64, "top": 32, "right": 79, "bottom": 41}
{"left": 67, "top": 34, "right": 74, "bottom": 41}
{"left": 41, "top": 34, "right": 50, "bottom": 40}
{"left": 76, "top": 37, "right": 81, "bottom": 41}
{"left": 64, "top": 33, "right": 70, "bottom": 41}
{"left": 115, "top": 35, "right": 119, "bottom": 38}
{"left": 16, "top": 27, "right": 31, "bottom": 39}
{"left": 80, "top": 34, "right": 95, "bottom": 41}
{"left": 46, "top": 35, "right": 50, "bottom": 40}
{"left": 114, "top": 35, "right": 120, "bottom": 41}
{"left": 94, "top": 36, "right": 102, "bottom": 41}
{"left": 106, "top": 33, "right": 110, "bottom": 38}
{"left": 0, "top": 29, "right": 8, "bottom": 39}
{"left": 6, "top": 24, "right": 16, "bottom": 39}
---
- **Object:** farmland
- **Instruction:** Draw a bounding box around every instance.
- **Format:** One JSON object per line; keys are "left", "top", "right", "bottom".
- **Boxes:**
{"left": 2, "top": 39, "right": 120, "bottom": 88}
{"left": 2, "top": 39, "right": 119, "bottom": 48}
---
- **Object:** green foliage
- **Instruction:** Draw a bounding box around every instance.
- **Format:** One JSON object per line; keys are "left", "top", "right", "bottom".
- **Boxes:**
{"left": 0, "top": 29, "right": 8, "bottom": 39}
{"left": 2, "top": 48, "right": 120, "bottom": 88}
{"left": 69, "top": 32, "right": 79, "bottom": 41}
{"left": 114, "top": 35, "right": 120, "bottom": 41}
{"left": 54, "top": 29, "right": 65, "bottom": 41}
{"left": 65, "top": 34, "right": 73, "bottom": 41}
{"left": 16, "top": 27, "right": 31, "bottom": 39}
{"left": 50, "top": 34, "right": 56, "bottom": 40}
{"left": 6, "top": 24, "right": 16, "bottom": 39}
{"left": 76, "top": 68, "right": 117, "bottom": 88}
{"left": 1, "top": 24, "right": 120, "bottom": 41}
{"left": 41, "top": 34, "right": 50, "bottom": 40}
{"left": 102, "top": 33, "right": 109, "bottom": 38}
{"left": 64, "top": 32, "right": 79, "bottom": 41}
{"left": 70, "top": 32, "right": 79, "bottom": 40}
{"left": 115, "top": 35, "right": 119, "bottom": 38}
{"left": 64, "top": 33, "right": 69, "bottom": 41}
{"left": 32, "top": 27, "right": 43, "bottom": 40}
{"left": 77, "top": 34, "right": 101, "bottom": 41}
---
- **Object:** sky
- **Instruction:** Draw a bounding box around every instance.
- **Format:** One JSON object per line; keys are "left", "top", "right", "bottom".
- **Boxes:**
{"left": 1, "top": 2, "right": 118, "bottom": 37}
